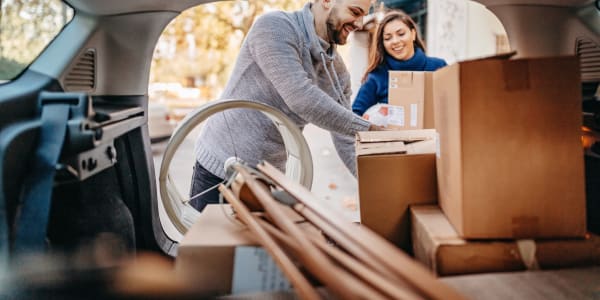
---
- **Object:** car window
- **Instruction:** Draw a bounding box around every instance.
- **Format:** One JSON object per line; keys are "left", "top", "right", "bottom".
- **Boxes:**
{"left": 149, "top": 0, "right": 302, "bottom": 121}
{"left": 0, "top": 0, "right": 73, "bottom": 83}
{"left": 149, "top": 0, "right": 303, "bottom": 241}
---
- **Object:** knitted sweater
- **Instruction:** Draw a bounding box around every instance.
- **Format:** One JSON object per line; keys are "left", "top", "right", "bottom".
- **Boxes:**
{"left": 352, "top": 48, "right": 447, "bottom": 116}
{"left": 195, "top": 3, "right": 371, "bottom": 179}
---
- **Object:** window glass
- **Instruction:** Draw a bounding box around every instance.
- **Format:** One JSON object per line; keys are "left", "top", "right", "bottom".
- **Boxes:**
{"left": 149, "top": 0, "right": 302, "bottom": 121}
{"left": 0, "top": 0, "right": 73, "bottom": 82}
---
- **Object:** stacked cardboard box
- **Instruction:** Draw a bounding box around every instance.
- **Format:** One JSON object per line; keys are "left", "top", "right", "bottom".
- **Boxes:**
{"left": 175, "top": 205, "right": 295, "bottom": 296}
{"left": 405, "top": 54, "right": 592, "bottom": 275}
{"left": 411, "top": 205, "right": 600, "bottom": 276}
{"left": 357, "top": 55, "right": 592, "bottom": 275}
{"left": 356, "top": 129, "right": 438, "bottom": 252}
{"left": 433, "top": 55, "right": 586, "bottom": 239}
{"left": 386, "top": 71, "right": 434, "bottom": 129}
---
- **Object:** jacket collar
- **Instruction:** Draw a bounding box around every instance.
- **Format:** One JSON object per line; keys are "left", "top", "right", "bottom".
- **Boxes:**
{"left": 300, "top": 3, "right": 336, "bottom": 61}
{"left": 384, "top": 47, "right": 426, "bottom": 71}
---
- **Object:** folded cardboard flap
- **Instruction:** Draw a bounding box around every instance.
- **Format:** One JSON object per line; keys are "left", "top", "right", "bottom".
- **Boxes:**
{"left": 459, "top": 50, "right": 517, "bottom": 63}
{"left": 356, "top": 141, "right": 406, "bottom": 156}
{"left": 356, "top": 130, "right": 436, "bottom": 156}
{"left": 405, "top": 139, "right": 436, "bottom": 155}
{"left": 356, "top": 129, "right": 436, "bottom": 143}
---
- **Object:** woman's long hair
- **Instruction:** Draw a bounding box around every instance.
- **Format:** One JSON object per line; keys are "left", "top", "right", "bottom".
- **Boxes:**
{"left": 361, "top": 11, "right": 426, "bottom": 83}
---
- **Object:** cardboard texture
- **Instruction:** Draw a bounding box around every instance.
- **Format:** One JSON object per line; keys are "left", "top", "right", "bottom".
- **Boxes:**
{"left": 175, "top": 205, "right": 257, "bottom": 295}
{"left": 412, "top": 205, "right": 600, "bottom": 276}
{"left": 388, "top": 71, "right": 434, "bottom": 129}
{"left": 175, "top": 205, "right": 312, "bottom": 295}
{"left": 356, "top": 129, "right": 438, "bottom": 252}
{"left": 433, "top": 55, "right": 587, "bottom": 239}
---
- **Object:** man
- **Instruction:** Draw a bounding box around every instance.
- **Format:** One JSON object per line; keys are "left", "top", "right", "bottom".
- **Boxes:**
{"left": 191, "top": 0, "right": 381, "bottom": 211}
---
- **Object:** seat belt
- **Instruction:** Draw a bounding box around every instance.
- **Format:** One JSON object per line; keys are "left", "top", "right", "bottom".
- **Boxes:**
{"left": 13, "top": 95, "right": 71, "bottom": 253}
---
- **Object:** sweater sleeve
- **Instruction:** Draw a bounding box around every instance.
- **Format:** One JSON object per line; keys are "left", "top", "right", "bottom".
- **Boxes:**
{"left": 246, "top": 14, "right": 370, "bottom": 136}
{"left": 352, "top": 74, "right": 379, "bottom": 116}
{"left": 330, "top": 131, "right": 358, "bottom": 176}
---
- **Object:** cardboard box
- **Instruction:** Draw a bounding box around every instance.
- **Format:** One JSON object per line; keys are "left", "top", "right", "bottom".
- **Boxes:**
{"left": 175, "top": 205, "right": 294, "bottom": 296}
{"left": 388, "top": 71, "right": 434, "bottom": 129}
{"left": 412, "top": 205, "right": 600, "bottom": 276}
{"left": 356, "top": 129, "right": 438, "bottom": 252}
{"left": 433, "top": 55, "right": 586, "bottom": 239}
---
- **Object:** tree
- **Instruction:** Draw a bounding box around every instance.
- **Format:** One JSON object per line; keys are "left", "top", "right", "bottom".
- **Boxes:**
{"left": 150, "top": 0, "right": 302, "bottom": 99}
{"left": 0, "top": 0, "right": 72, "bottom": 80}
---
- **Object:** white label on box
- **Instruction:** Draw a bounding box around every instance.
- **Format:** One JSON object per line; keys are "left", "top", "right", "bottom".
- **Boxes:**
{"left": 387, "top": 105, "right": 405, "bottom": 127}
{"left": 435, "top": 131, "right": 441, "bottom": 159}
{"left": 410, "top": 104, "right": 418, "bottom": 127}
{"left": 231, "top": 246, "right": 292, "bottom": 294}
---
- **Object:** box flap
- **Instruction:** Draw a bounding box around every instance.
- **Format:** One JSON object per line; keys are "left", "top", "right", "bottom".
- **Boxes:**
{"left": 458, "top": 51, "right": 517, "bottom": 64}
{"left": 406, "top": 139, "right": 436, "bottom": 154}
{"left": 356, "top": 129, "right": 436, "bottom": 143}
{"left": 356, "top": 141, "right": 406, "bottom": 156}
{"left": 181, "top": 205, "right": 256, "bottom": 247}
{"left": 412, "top": 205, "right": 465, "bottom": 247}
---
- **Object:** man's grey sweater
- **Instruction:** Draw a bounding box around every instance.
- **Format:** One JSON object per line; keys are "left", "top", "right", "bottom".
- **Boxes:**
{"left": 195, "top": 3, "right": 371, "bottom": 179}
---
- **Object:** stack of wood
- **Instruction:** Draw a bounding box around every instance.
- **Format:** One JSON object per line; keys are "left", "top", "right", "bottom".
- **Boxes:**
{"left": 217, "top": 161, "right": 464, "bottom": 300}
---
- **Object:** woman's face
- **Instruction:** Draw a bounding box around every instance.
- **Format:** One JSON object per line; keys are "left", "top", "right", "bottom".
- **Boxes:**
{"left": 382, "top": 19, "right": 416, "bottom": 61}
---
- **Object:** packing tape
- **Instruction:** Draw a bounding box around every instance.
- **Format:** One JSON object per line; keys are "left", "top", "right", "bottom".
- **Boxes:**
{"left": 516, "top": 239, "right": 540, "bottom": 270}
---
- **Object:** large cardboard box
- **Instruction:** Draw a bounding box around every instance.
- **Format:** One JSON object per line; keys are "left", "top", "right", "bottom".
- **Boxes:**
{"left": 434, "top": 55, "right": 586, "bottom": 239}
{"left": 412, "top": 205, "right": 600, "bottom": 276}
{"left": 356, "top": 129, "right": 438, "bottom": 252}
{"left": 175, "top": 205, "right": 292, "bottom": 296}
{"left": 388, "top": 71, "right": 434, "bottom": 129}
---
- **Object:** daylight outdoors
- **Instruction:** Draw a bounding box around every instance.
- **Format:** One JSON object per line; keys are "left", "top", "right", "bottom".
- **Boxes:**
{"left": 149, "top": 0, "right": 304, "bottom": 120}
{"left": 0, "top": 0, "right": 302, "bottom": 90}
{"left": 0, "top": 0, "right": 72, "bottom": 81}
{"left": 0, "top": 0, "right": 429, "bottom": 117}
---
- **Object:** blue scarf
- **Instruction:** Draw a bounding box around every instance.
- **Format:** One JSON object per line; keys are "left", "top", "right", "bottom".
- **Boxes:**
{"left": 384, "top": 47, "right": 428, "bottom": 71}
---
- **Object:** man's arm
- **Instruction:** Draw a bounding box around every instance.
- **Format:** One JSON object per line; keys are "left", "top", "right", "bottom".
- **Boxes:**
{"left": 330, "top": 131, "right": 358, "bottom": 176}
{"left": 246, "top": 14, "right": 370, "bottom": 136}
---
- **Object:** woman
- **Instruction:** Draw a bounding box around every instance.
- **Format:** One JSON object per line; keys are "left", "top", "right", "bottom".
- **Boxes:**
{"left": 352, "top": 11, "right": 447, "bottom": 116}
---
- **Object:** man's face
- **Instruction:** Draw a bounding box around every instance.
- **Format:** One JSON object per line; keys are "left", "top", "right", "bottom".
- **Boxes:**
{"left": 325, "top": 0, "right": 370, "bottom": 45}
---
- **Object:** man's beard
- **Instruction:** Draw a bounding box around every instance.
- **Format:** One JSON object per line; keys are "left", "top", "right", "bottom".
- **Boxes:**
{"left": 326, "top": 10, "right": 352, "bottom": 45}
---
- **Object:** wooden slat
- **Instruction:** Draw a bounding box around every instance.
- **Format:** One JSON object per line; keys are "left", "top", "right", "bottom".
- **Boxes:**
{"left": 257, "top": 218, "right": 414, "bottom": 299}
{"left": 234, "top": 166, "right": 388, "bottom": 300}
{"left": 258, "top": 162, "right": 466, "bottom": 300}
{"left": 218, "top": 185, "right": 321, "bottom": 300}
